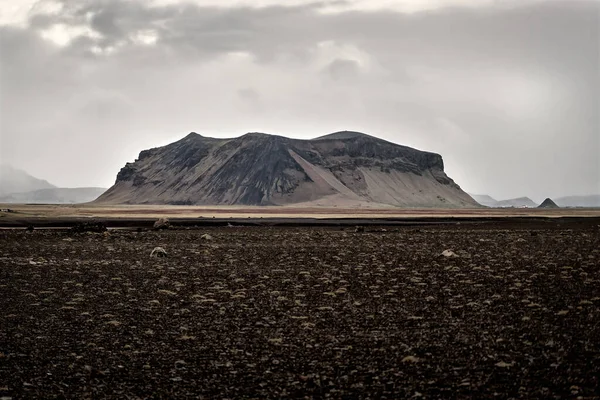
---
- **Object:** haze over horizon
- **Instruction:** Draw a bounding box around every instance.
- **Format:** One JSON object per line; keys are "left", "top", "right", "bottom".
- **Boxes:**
{"left": 1, "top": 0, "right": 598, "bottom": 201}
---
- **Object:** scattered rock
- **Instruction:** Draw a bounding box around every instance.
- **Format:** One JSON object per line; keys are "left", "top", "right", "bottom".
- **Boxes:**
{"left": 1, "top": 222, "right": 597, "bottom": 399}
{"left": 402, "top": 356, "right": 420, "bottom": 363}
{"left": 153, "top": 218, "right": 170, "bottom": 230}
{"left": 354, "top": 226, "right": 365, "bottom": 233}
{"left": 441, "top": 250, "right": 459, "bottom": 258}
{"left": 456, "top": 250, "right": 471, "bottom": 258}
{"left": 150, "top": 247, "right": 168, "bottom": 258}
{"left": 71, "top": 221, "right": 107, "bottom": 233}
{"left": 495, "top": 361, "right": 514, "bottom": 368}
{"left": 201, "top": 234, "right": 214, "bottom": 241}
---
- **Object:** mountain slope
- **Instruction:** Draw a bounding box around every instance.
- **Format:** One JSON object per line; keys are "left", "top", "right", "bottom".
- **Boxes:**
{"left": 96, "top": 131, "right": 479, "bottom": 208}
{"left": 0, "top": 164, "right": 55, "bottom": 196}
{"left": 0, "top": 187, "right": 107, "bottom": 204}
{"left": 537, "top": 198, "right": 559, "bottom": 208}
{"left": 469, "top": 194, "right": 498, "bottom": 207}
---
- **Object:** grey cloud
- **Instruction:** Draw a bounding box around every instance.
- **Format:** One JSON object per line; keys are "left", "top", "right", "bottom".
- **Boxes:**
{"left": 325, "top": 58, "right": 361, "bottom": 80}
{"left": 0, "top": 0, "right": 598, "bottom": 200}
{"left": 238, "top": 88, "right": 260, "bottom": 102}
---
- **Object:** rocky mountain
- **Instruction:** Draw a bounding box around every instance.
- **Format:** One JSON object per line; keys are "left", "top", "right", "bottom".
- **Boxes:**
{"left": 537, "top": 198, "right": 559, "bottom": 208}
{"left": 554, "top": 195, "right": 600, "bottom": 208}
{"left": 0, "top": 187, "right": 106, "bottom": 204}
{"left": 0, "top": 164, "right": 55, "bottom": 196}
{"left": 96, "top": 131, "right": 479, "bottom": 208}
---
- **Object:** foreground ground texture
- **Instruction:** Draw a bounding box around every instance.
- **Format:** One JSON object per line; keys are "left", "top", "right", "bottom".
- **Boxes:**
{"left": 1, "top": 221, "right": 599, "bottom": 399}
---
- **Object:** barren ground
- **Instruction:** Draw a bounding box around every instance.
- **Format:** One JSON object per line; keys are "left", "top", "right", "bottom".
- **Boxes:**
{"left": 1, "top": 220, "right": 599, "bottom": 398}
{"left": 0, "top": 204, "right": 600, "bottom": 222}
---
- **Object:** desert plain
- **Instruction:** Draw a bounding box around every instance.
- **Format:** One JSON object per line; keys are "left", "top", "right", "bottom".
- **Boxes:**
{"left": 1, "top": 205, "right": 599, "bottom": 398}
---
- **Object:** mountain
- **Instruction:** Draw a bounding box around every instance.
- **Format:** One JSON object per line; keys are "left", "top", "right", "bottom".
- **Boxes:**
{"left": 467, "top": 194, "right": 538, "bottom": 208}
{"left": 554, "top": 195, "right": 600, "bottom": 208}
{"left": 96, "top": 131, "right": 479, "bottom": 208}
{"left": 494, "top": 197, "right": 537, "bottom": 208}
{"left": 469, "top": 194, "right": 498, "bottom": 207}
{"left": 0, "top": 187, "right": 106, "bottom": 204}
{"left": 537, "top": 198, "right": 559, "bottom": 208}
{"left": 0, "top": 164, "right": 55, "bottom": 196}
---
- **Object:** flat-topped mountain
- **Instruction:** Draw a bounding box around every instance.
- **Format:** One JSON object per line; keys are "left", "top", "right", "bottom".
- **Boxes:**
{"left": 96, "top": 131, "right": 479, "bottom": 208}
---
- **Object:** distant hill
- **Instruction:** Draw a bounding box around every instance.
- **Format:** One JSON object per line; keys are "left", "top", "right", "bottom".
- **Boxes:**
{"left": 0, "top": 187, "right": 107, "bottom": 204}
{"left": 494, "top": 197, "right": 537, "bottom": 208}
{"left": 96, "top": 131, "right": 479, "bottom": 208}
{"left": 469, "top": 195, "right": 537, "bottom": 208}
{"left": 554, "top": 195, "right": 600, "bottom": 208}
{"left": 0, "top": 164, "right": 55, "bottom": 196}
{"left": 469, "top": 194, "right": 498, "bottom": 207}
{"left": 537, "top": 198, "right": 559, "bottom": 208}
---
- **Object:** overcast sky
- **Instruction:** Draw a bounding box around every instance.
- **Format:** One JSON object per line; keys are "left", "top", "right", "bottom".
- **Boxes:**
{"left": 0, "top": 0, "right": 598, "bottom": 201}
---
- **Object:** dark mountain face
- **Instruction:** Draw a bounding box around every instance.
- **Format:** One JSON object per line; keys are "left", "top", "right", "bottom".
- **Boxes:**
{"left": 538, "top": 198, "right": 559, "bottom": 208}
{"left": 96, "top": 131, "right": 478, "bottom": 208}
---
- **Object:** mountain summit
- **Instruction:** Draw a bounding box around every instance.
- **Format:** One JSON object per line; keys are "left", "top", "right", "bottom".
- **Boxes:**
{"left": 537, "top": 198, "right": 559, "bottom": 208}
{"left": 96, "top": 131, "right": 478, "bottom": 207}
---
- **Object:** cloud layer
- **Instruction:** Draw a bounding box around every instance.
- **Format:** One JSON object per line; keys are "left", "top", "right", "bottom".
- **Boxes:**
{"left": 0, "top": 0, "right": 598, "bottom": 200}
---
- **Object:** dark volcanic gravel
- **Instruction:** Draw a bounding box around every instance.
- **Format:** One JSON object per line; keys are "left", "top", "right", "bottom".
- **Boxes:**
{"left": 1, "top": 222, "right": 599, "bottom": 399}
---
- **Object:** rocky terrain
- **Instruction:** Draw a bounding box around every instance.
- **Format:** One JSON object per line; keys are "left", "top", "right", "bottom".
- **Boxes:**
{"left": 1, "top": 221, "right": 599, "bottom": 398}
{"left": 96, "top": 131, "right": 478, "bottom": 208}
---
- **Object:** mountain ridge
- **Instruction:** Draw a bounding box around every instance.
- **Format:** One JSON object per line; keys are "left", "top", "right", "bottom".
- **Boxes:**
{"left": 555, "top": 195, "right": 600, "bottom": 208}
{"left": 0, "top": 164, "right": 56, "bottom": 196}
{"left": 471, "top": 194, "right": 600, "bottom": 208}
{"left": 96, "top": 131, "right": 479, "bottom": 208}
